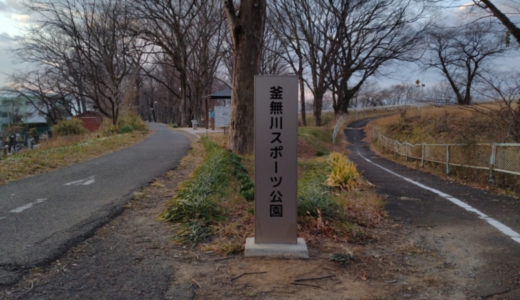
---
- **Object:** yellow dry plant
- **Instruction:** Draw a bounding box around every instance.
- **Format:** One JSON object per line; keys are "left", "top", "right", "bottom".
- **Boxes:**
{"left": 324, "top": 152, "right": 360, "bottom": 191}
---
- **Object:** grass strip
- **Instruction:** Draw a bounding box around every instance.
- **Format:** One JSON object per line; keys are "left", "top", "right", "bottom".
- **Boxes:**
{"left": 0, "top": 131, "right": 147, "bottom": 185}
{"left": 230, "top": 152, "right": 254, "bottom": 201}
{"left": 159, "top": 137, "right": 232, "bottom": 246}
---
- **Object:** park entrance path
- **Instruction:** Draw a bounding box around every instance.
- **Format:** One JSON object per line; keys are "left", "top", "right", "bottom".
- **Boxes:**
{"left": 345, "top": 118, "right": 520, "bottom": 299}
{"left": 0, "top": 123, "right": 190, "bottom": 285}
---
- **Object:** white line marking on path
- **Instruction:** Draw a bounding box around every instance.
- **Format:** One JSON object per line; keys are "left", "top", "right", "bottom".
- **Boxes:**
{"left": 64, "top": 176, "right": 95, "bottom": 186}
{"left": 358, "top": 151, "right": 520, "bottom": 245}
{"left": 11, "top": 203, "right": 34, "bottom": 213}
{"left": 10, "top": 198, "right": 48, "bottom": 214}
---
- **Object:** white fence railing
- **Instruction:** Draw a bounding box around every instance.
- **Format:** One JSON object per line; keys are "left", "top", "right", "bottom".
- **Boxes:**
{"left": 373, "top": 128, "right": 520, "bottom": 182}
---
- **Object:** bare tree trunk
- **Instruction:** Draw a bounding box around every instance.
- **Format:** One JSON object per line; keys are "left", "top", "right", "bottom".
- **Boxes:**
{"left": 299, "top": 72, "right": 306, "bottom": 126}
{"left": 476, "top": 0, "right": 520, "bottom": 44}
{"left": 313, "top": 89, "right": 324, "bottom": 126}
{"left": 224, "top": 0, "right": 267, "bottom": 154}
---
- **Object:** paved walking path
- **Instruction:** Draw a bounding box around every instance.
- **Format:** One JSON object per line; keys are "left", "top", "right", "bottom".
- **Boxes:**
{"left": 0, "top": 123, "right": 190, "bottom": 286}
{"left": 345, "top": 118, "right": 520, "bottom": 298}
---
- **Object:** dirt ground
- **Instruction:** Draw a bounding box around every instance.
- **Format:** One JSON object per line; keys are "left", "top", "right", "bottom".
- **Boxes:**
{"left": 0, "top": 135, "right": 511, "bottom": 300}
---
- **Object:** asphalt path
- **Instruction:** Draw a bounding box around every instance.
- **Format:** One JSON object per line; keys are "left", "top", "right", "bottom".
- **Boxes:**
{"left": 0, "top": 123, "right": 190, "bottom": 285}
{"left": 345, "top": 118, "right": 520, "bottom": 297}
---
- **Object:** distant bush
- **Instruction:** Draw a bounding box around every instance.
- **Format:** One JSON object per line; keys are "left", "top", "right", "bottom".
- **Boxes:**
{"left": 99, "top": 112, "right": 147, "bottom": 136}
{"left": 119, "top": 124, "right": 133, "bottom": 134}
{"left": 53, "top": 118, "right": 87, "bottom": 136}
{"left": 117, "top": 112, "right": 147, "bottom": 132}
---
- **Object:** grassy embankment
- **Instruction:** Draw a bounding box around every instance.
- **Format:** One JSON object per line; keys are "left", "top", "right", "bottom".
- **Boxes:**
{"left": 368, "top": 105, "right": 520, "bottom": 194}
{"left": 160, "top": 112, "right": 385, "bottom": 254}
{"left": 0, "top": 113, "right": 148, "bottom": 186}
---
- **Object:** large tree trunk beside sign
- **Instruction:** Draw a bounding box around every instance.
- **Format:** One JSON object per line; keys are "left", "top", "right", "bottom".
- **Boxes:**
{"left": 224, "top": 0, "right": 267, "bottom": 154}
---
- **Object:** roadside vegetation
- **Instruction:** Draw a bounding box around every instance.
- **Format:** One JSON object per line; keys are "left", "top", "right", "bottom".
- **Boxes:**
{"left": 160, "top": 114, "right": 385, "bottom": 254}
{"left": 368, "top": 105, "right": 520, "bottom": 194}
{"left": 0, "top": 112, "right": 148, "bottom": 186}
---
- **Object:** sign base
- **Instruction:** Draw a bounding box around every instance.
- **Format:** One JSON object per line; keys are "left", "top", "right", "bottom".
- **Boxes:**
{"left": 244, "top": 237, "right": 309, "bottom": 258}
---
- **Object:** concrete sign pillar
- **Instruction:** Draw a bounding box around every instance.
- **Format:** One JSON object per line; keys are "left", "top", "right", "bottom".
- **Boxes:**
{"left": 245, "top": 75, "right": 308, "bottom": 258}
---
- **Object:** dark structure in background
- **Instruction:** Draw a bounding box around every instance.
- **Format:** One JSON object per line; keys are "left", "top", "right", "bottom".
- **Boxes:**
{"left": 206, "top": 88, "right": 231, "bottom": 130}
{"left": 76, "top": 111, "right": 103, "bottom": 132}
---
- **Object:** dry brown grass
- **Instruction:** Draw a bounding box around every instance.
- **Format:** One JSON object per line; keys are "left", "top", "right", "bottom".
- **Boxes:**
{"left": 0, "top": 131, "right": 147, "bottom": 185}
{"left": 369, "top": 105, "right": 520, "bottom": 194}
{"left": 299, "top": 111, "right": 336, "bottom": 127}
{"left": 371, "top": 105, "right": 505, "bottom": 144}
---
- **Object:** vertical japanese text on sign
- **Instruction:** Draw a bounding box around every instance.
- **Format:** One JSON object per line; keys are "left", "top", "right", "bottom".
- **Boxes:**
{"left": 254, "top": 76, "right": 298, "bottom": 244}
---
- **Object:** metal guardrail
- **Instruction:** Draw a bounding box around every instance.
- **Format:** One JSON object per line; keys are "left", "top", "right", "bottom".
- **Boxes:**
{"left": 373, "top": 128, "right": 520, "bottom": 181}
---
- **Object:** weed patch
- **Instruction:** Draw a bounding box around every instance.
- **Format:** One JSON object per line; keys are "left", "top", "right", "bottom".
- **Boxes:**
{"left": 297, "top": 154, "right": 384, "bottom": 243}
{"left": 230, "top": 153, "right": 254, "bottom": 201}
{"left": 324, "top": 152, "right": 360, "bottom": 191}
{"left": 166, "top": 129, "right": 385, "bottom": 252}
{"left": 53, "top": 118, "right": 87, "bottom": 137}
{"left": 159, "top": 138, "right": 232, "bottom": 246}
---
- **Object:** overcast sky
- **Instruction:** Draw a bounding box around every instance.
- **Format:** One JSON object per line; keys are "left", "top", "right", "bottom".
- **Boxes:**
{"left": 0, "top": 0, "right": 518, "bottom": 90}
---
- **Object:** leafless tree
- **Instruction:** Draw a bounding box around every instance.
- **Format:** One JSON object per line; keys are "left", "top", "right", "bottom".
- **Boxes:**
{"left": 380, "top": 84, "right": 421, "bottom": 106}
{"left": 186, "top": 0, "right": 227, "bottom": 124}
{"left": 3, "top": 69, "right": 76, "bottom": 124}
{"left": 329, "top": 0, "right": 427, "bottom": 116}
{"left": 223, "top": 0, "right": 267, "bottom": 154}
{"left": 355, "top": 82, "right": 385, "bottom": 108}
{"left": 473, "top": 70, "right": 520, "bottom": 142}
{"left": 267, "top": 5, "right": 309, "bottom": 126}
{"left": 132, "top": 0, "right": 201, "bottom": 127}
{"left": 260, "top": 20, "right": 292, "bottom": 76}
{"left": 271, "top": 0, "right": 344, "bottom": 126}
{"left": 423, "top": 82, "right": 457, "bottom": 106}
{"left": 10, "top": 0, "right": 144, "bottom": 125}
{"left": 423, "top": 22, "right": 507, "bottom": 105}
{"left": 133, "top": 0, "right": 227, "bottom": 128}
{"left": 473, "top": 0, "right": 520, "bottom": 44}
{"left": 272, "top": 0, "right": 427, "bottom": 124}
{"left": 139, "top": 58, "right": 183, "bottom": 124}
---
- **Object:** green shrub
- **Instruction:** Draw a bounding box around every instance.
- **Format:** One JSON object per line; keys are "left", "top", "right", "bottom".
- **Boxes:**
{"left": 329, "top": 253, "right": 355, "bottom": 265}
{"left": 298, "top": 177, "right": 339, "bottom": 218}
{"left": 119, "top": 124, "right": 133, "bottom": 134}
{"left": 171, "top": 123, "right": 178, "bottom": 128}
{"left": 117, "top": 112, "right": 146, "bottom": 132}
{"left": 52, "top": 118, "right": 87, "bottom": 136}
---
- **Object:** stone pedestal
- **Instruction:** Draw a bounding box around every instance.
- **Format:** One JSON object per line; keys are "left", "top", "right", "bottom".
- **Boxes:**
{"left": 244, "top": 238, "right": 309, "bottom": 258}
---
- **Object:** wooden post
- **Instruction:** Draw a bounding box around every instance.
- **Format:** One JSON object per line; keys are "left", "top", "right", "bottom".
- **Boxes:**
{"left": 489, "top": 143, "right": 496, "bottom": 185}
{"left": 446, "top": 145, "right": 450, "bottom": 175}
{"left": 421, "top": 144, "right": 425, "bottom": 167}
{"left": 211, "top": 98, "right": 215, "bottom": 130}
{"left": 205, "top": 97, "right": 209, "bottom": 130}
